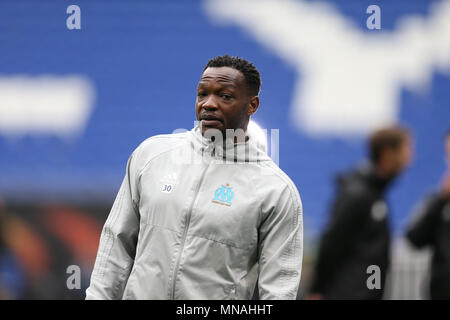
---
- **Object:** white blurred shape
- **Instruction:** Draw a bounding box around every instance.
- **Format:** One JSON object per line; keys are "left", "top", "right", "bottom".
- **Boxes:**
{"left": 248, "top": 120, "right": 267, "bottom": 153}
{"left": 0, "top": 75, "right": 95, "bottom": 139}
{"left": 204, "top": 0, "right": 450, "bottom": 137}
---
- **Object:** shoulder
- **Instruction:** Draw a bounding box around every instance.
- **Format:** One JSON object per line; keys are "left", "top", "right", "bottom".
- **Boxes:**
{"left": 337, "top": 171, "right": 373, "bottom": 202}
{"left": 332, "top": 177, "right": 377, "bottom": 216}
{"left": 255, "top": 161, "right": 302, "bottom": 209}
{"left": 137, "top": 131, "right": 187, "bottom": 152}
{"left": 415, "top": 192, "right": 449, "bottom": 215}
{"left": 344, "top": 181, "right": 372, "bottom": 200}
{"left": 129, "top": 131, "right": 189, "bottom": 171}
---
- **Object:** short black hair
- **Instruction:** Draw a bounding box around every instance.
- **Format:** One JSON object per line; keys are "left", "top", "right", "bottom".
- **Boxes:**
{"left": 368, "top": 126, "right": 410, "bottom": 164}
{"left": 203, "top": 55, "right": 261, "bottom": 96}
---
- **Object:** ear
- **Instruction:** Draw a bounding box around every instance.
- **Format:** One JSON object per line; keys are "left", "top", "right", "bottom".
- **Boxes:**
{"left": 247, "top": 96, "right": 259, "bottom": 116}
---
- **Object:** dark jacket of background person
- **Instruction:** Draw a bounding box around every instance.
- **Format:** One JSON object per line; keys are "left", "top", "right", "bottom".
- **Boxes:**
{"left": 406, "top": 194, "right": 450, "bottom": 299}
{"left": 309, "top": 164, "right": 391, "bottom": 299}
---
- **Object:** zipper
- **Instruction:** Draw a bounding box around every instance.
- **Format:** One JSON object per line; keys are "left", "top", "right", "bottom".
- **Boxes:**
{"left": 170, "top": 149, "right": 212, "bottom": 299}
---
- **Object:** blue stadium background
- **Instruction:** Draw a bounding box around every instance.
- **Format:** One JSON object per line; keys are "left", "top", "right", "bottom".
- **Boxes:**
{"left": 0, "top": 0, "right": 449, "bottom": 299}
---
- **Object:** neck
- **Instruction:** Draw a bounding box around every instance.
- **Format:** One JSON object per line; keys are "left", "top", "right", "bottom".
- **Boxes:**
{"left": 374, "top": 163, "right": 395, "bottom": 181}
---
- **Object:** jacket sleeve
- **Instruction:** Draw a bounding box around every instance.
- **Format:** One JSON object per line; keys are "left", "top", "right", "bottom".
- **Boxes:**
{"left": 406, "top": 194, "right": 445, "bottom": 248}
{"left": 86, "top": 150, "right": 141, "bottom": 300}
{"left": 309, "top": 190, "right": 370, "bottom": 294}
{"left": 257, "top": 184, "right": 303, "bottom": 300}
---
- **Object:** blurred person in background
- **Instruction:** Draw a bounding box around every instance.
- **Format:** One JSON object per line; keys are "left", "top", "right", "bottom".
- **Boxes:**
{"left": 307, "top": 126, "right": 413, "bottom": 300}
{"left": 406, "top": 129, "right": 450, "bottom": 300}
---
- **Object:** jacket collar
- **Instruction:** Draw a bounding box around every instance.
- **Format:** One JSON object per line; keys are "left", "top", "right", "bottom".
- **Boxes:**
{"left": 189, "top": 125, "right": 271, "bottom": 163}
{"left": 357, "top": 161, "right": 393, "bottom": 192}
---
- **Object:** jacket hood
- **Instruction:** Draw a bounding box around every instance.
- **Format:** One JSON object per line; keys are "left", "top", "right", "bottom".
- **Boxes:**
{"left": 189, "top": 125, "right": 272, "bottom": 163}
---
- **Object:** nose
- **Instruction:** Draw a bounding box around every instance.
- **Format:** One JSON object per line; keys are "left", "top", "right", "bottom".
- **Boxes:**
{"left": 201, "top": 94, "right": 219, "bottom": 110}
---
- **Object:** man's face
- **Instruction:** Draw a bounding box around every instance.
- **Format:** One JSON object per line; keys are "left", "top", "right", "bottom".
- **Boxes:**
{"left": 383, "top": 137, "right": 413, "bottom": 177}
{"left": 195, "top": 67, "right": 257, "bottom": 135}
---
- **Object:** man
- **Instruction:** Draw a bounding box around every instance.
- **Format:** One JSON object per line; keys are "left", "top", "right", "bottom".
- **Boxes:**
{"left": 86, "top": 55, "right": 303, "bottom": 300}
{"left": 406, "top": 129, "right": 450, "bottom": 299}
{"left": 308, "top": 126, "right": 412, "bottom": 299}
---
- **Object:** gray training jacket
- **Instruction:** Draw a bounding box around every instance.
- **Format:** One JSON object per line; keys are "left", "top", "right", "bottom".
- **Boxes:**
{"left": 86, "top": 125, "right": 303, "bottom": 300}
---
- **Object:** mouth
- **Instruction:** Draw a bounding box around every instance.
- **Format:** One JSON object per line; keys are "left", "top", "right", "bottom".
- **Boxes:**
{"left": 199, "top": 115, "right": 223, "bottom": 127}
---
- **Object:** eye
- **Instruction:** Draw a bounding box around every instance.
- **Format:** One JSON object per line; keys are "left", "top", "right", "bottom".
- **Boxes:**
{"left": 197, "top": 92, "right": 207, "bottom": 98}
{"left": 221, "top": 94, "right": 233, "bottom": 100}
